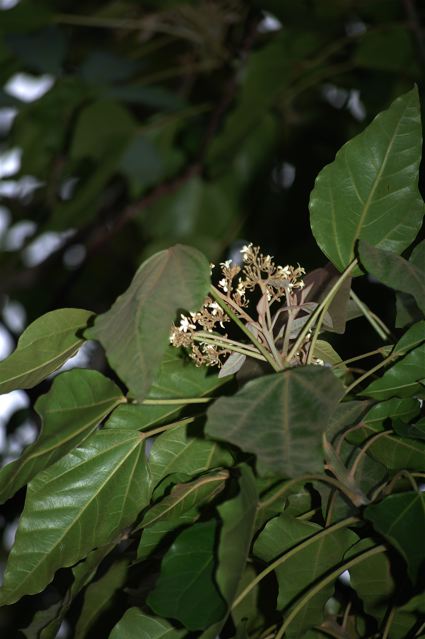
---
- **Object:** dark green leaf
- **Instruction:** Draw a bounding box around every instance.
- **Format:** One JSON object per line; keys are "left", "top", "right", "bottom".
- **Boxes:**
{"left": 350, "top": 546, "right": 395, "bottom": 624}
{"left": 0, "top": 308, "right": 93, "bottom": 395}
{"left": 0, "top": 369, "right": 124, "bottom": 504}
{"left": 0, "top": 430, "right": 147, "bottom": 605}
{"left": 147, "top": 519, "right": 227, "bottom": 630}
{"left": 310, "top": 87, "right": 424, "bottom": 273}
{"left": 110, "top": 608, "right": 185, "bottom": 639}
{"left": 363, "top": 343, "right": 425, "bottom": 400}
{"left": 206, "top": 366, "right": 344, "bottom": 477}
{"left": 365, "top": 491, "right": 425, "bottom": 582}
{"left": 5, "top": 26, "right": 67, "bottom": 74}
{"left": 358, "top": 240, "right": 425, "bottom": 314}
{"left": 90, "top": 245, "right": 210, "bottom": 401}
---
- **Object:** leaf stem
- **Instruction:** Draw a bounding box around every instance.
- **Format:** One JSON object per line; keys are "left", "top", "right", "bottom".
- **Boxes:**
{"left": 333, "top": 346, "right": 388, "bottom": 367}
{"left": 348, "top": 429, "right": 392, "bottom": 479}
{"left": 343, "top": 356, "right": 394, "bottom": 396}
{"left": 142, "top": 416, "right": 196, "bottom": 439}
{"left": 287, "top": 259, "right": 357, "bottom": 364}
{"left": 274, "top": 544, "right": 386, "bottom": 639}
{"left": 231, "top": 516, "right": 359, "bottom": 610}
{"left": 192, "top": 332, "right": 266, "bottom": 361}
{"left": 141, "top": 397, "right": 212, "bottom": 405}
{"left": 381, "top": 606, "right": 396, "bottom": 639}
{"left": 349, "top": 290, "right": 392, "bottom": 341}
{"left": 210, "top": 285, "right": 282, "bottom": 372}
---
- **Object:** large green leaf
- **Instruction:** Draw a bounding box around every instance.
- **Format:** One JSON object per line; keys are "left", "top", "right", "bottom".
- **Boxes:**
{"left": 365, "top": 491, "right": 425, "bottom": 583}
{"left": 148, "top": 420, "right": 233, "bottom": 493}
{"left": 363, "top": 342, "right": 425, "bottom": 400}
{"left": 206, "top": 366, "right": 344, "bottom": 477}
{"left": 137, "top": 471, "right": 227, "bottom": 560}
{"left": 310, "top": 87, "right": 424, "bottom": 273}
{"left": 146, "top": 519, "right": 227, "bottom": 630}
{"left": 0, "top": 369, "right": 124, "bottom": 504}
{"left": 90, "top": 245, "right": 210, "bottom": 401}
{"left": 253, "top": 514, "right": 358, "bottom": 636}
{"left": 0, "top": 430, "right": 147, "bottom": 605}
{"left": 359, "top": 240, "right": 425, "bottom": 314}
{"left": 0, "top": 308, "right": 93, "bottom": 395}
{"left": 109, "top": 609, "right": 185, "bottom": 639}
{"left": 74, "top": 559, "right": 129, "bottom": 639}
{"left": 350, "top": 546, "right": 395, "bottom": 624}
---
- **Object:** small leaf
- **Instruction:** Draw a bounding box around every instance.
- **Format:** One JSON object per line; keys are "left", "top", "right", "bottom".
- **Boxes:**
{"left": 310, "top": 87, "right": 424, "bottom": 273}
{"left": 365, "top": 491, "right": 425, "bottom": 582}
{"left": 0, "top": 369, "right": 124, "bottom": 504}
{"left": 147, "top": 519, "right": 227, "bottom": 630}
{"left": 0, "top": 308, "right": 93, "bottom": 395}
{"left": 358, "top": 240, "right": 425, "bottom": 314}
{"left": 0, "top": 430, "right": 147, "bottom": 605}
{"left": 90, "top": 245, "right": 210, "bottom": 401}
{"left": 218, "top": 351, "right": 246, "bottom": 378}
{"left": 110, "top": 608, "right": 185, "bottom": 639}
{"left": 206, "top": 367, "right": 344, "bottom": 477}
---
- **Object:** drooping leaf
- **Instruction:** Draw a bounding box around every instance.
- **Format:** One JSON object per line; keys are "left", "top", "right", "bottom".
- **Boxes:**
{"left": 0, "top": 430, "right": 147, "bottom": 605}
{"left": 365, "top": 491, "right": 425, "bottom": 582}
{"left": 74, "top": 559, "right": 129, "bottom": 639}
{"left": 137, "top": 471, "right": 227, "bottom": 560}
{"left": 0, "top": 369, "right": 124, "bottom": 504}
{"left": 89, "top": 245, "right": 210, "bottom": 401}
{"left": 253, "top": 513, "right": 358, "bottom": 636}
{"left": 206, "top": 366, "right": 344, "bottom": 477}
{"left": 109, "top": 608, "right": 185, "bottom": 639}
{"left": 310, "top": 87, "right": 424, "bottom": 273}
{"left": 350, "top": 545, "right": 395, "bottom": 624}
{"left": 358, "top": 240, "right": 425, "bottom": 314}
{"left": 0, "top": 308, "right": 93, "bottom": 395}
{"left": 147, "top": 519, "right": 227, "bottom": 630}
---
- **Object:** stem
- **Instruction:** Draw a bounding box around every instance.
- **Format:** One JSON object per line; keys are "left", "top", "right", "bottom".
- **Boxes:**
{"left": 349, "top": 290, "right": 391, "bottom": 341}
{"left": 231, "top": 516, "right": 359, "bottom": 610}
{"left": 142, "top": 397, "right": 212, "bottom": 405}
{"left": 333, "top": 347, "right": 388, "bottom": 368}
{"left": 343, "top": 357, "right": 394, "bottom": 397}
{"left": 210, "top": 285, "right": 282, "bottom": 372}
{"left": 142, "top": 416, "right": 196, "bottom": 439}
{"left": 348, "top": 430, "right": 392, "bottom": 480}
{"left": 381, "top": 606, "right": 396, "bottom": 639}
{"left": 274, "top": 545, "right": 387, "bottom": 639}
{"left": 192, "top": 332, "right": 266, "bottom": 361}
{"left": 287, "top": 260, "right": 357, "bottom": 364}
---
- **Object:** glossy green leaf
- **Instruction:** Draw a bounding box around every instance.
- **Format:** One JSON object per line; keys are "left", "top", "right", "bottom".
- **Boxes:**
{"left": 350, "top": 546, "right": 395, "bottom": 624}
{"left": 365, "top": 491, "right": 425, "bottom": 582}
{"left": 137, "top": 471, "right": 227, "bottom": 560}
{"left": 148, "top": 420, "right": 232, "bottom": 493}
{"left": 147, "top": 519, "right": 227, "bottom": 630}
{"left": 254, "top": 514, "right": 358, "bottom": 635}
{"left": 0, "top": 369, "right": 124, "bottom": 504}
{"left": 310, "top": 87, "right": 424, "bottom": 273}
{"left": 75, "top": 559, "right": 129, "bottom": 639}
{"left": 110, "top": 608, "right": 185, "bottom": 639}
{"left": 0, "top": 308, "right": 93, "bottom": 395}
{"left": 90, "top": 245, "right": 210, "bottom": 401}
{"left": 0, "top": 430, "right": 147, "bottom": 605}
{"left": 359, "top": 240, "right": 425, "bottom": 314}
{"left": 206, "top": 366, "right": 344, "bottom": 477}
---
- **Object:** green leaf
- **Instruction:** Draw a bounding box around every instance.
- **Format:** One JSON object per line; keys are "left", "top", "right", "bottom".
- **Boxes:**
{"left": 206, "top": 366, "right": 344, "bottom": 477}
{"left": 396, "top": 239, "right": 425, "bottom": 327}
{"left": 365, "top": 491, "right": 425, "bottom": 582}
{"left": 137, "top": 471, "right": 227, "bottom": 560}
{"left": 350, "top": 547, "right": 395, "bottom": 624}
{"left": 0, "top": 430, "right": 147, "bottom": 605}
{"left": 253, "top": 514, "right": 358, "bottom": 636}
{"left": 90, "top": 245, "right": 210, "bottom": 401}
{"left": 0, "top": 308, "right": 93, "bottom": 395}
{"left": 310, "top": 87, "right": 424, "bottom": 273}
{"left": 358, "top": 240, "right": 425, "bottom": 314}
{"left": 363, "top": 343, "right": 425, "bottom": 400}
{"left": 21, "top": 599, "right": 64, "bottom": 639}
{"left": 110, "top": 608, "right": 185, "bottom": 639}
{"left": 147, "top": 519, "right": 227, "bottom": 630}
{"left": 0, "top": 369, "right": 124, "bottom": 504}
{"left": 74, "top": 559, "right": 129, "bottom": 639}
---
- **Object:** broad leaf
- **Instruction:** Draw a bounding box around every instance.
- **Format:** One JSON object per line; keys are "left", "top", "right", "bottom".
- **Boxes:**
{"left": 359, "top": 240, "right": 425, "bottom": 314}
{"left": 206, "top": 366, "right": 344, "bottom": 477}
{"left": 90, "top": 245, "right": 210, "bottom": 401}
{"left": 147, "top": 519, "right": 227, "bottom": 630}
{"left": 0, "top": 430, "right": 147, "bottom": 605}
{"left": 0, "top": 308, "right": 92, "bottom": 395}
{"left": 110, "top": 609, "right": 185, "bottom": 639}
{"left": 0, "top": 369, "right": 124, "bottom": 504}
{"left": 363, "top": 342, "right": 425, "bottom": 400}
{"left": 365, "top": 491, "right": 425, "bottom": 582}
{"left": 254, "top": 514, "right": 358, "bottom": 636}
{"left": 350, "top": 546, "right": 395, "bottom": 624}
{"left": 310, "top": 87, "right": 424, "bottom": 273}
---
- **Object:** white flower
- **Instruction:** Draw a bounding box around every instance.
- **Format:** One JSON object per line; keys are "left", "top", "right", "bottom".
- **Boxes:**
{"left": 218, "top": 278, "right": 228, "bottom": 293}
{"left": 178, "top": 314, "right": 196, "bottom": 332}
{"left": 208, "top": 301, "right": 221, "bottom": 316}
{"left": 220, "top": 259, "right": 232, "bottom": 268}
{"left": 240, "top": 243, "right": 253, "bottom": 260}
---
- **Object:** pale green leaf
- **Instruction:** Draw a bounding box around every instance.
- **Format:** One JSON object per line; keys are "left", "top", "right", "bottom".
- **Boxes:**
{"left": 0, "top": 430, "right": 147, "bottom": 605}
{"left": 90, "top": 245, "right": 210, "bottom": 401}
{"left": 0, "top": 369, "right": 124, "bottom": 504}
{"left": 0, "top": 308, "right": 93, "bottom": 395}
{"left": 310, "top": 87, "right": 424, "bottom": 273}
